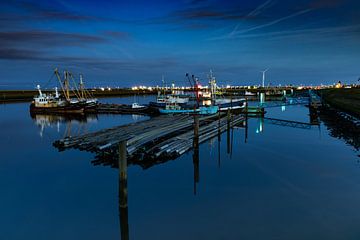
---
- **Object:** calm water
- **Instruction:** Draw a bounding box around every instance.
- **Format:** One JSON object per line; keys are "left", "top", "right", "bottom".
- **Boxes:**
{"left": 1, "top": 97, "right": 360, "bottom": 240}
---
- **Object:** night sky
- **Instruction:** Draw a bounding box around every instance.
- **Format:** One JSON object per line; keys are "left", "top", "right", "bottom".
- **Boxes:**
{"left": 1, "top": 0, "right": 359, "bottom": 89}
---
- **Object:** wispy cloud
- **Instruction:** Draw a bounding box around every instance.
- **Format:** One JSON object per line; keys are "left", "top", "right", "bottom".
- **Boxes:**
{"left": 229, "top": 0, "right": 275, "bottom": 37}
{"left": 234, "top": 8, "right": 312, "bottom": 35}
{"left": 247, "top": 0, "right": 275, "bottom": 17}
{"left": 0, "top": 31, "right": 107, "bottom": 48}
{"left": 102, "top": 31, "right": 130, "bottom": 39}
{"left": 213, "top": 8, "right": 313, "bottom": 40}
{"left": 0, "top": 46, "right": 177, "bottom": 71}
{"left": 0, "top": 48, "right": 43, "bottom": 60}
{"left": 0, "top": 0, "right": 97, "bottom": 22}
{"left": 225, "top": 24, "right": 360, "bottom": 40}
{"left": 309, "top": 0, "right": 346, "bottom": 9}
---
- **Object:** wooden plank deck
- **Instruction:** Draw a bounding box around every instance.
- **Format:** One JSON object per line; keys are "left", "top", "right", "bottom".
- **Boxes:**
{"left": 53, "top": 113, "right": 245, "bottom": 161}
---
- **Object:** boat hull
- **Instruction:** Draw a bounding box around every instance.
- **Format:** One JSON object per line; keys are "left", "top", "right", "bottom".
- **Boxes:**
{"left": 216, "top": 99, "right": 246, "bottom": 111}
{"left": 159, "top": 106, "right": 218, "bottom": 115}
{"left": 30, "top": 102, "right": 84, "bottom": 114}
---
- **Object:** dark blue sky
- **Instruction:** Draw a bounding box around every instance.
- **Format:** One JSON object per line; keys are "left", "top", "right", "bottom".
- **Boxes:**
{"left": 1, "top": 0, "right": 359, "bottom": 88}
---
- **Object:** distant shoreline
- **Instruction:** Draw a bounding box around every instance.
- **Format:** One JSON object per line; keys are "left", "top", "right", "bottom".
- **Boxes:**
{"left": 0, "top": 87, "right": 285, "bottom": 103}
{"left": 0, "top": 89, "right": 158, "bottom": 103}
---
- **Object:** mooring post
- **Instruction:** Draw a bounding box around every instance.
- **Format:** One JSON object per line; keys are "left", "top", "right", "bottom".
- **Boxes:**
{"left": 193, "top": 114, "right": 200, "bottom": 195}
{"left": 118, "top": 141, "right": 129, "bottom": 240}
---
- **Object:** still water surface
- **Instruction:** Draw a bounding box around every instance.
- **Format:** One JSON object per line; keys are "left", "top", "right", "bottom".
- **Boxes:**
{"left": 0, "top": 96, "right": 360, "bottom": 240}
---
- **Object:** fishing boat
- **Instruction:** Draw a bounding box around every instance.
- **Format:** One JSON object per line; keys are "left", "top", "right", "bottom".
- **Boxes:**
{"left": 159, "top": 73, "right": 219, "bottom": 115}
{"left": 76, "top": 74, "right": 98, "bottom": 109}
{"left": 207, "top": 70, "right": 246, "bottom": 111}
{"left": 159, "top": 103, "right": 218, "bottom": 115}
{"left": 149, "top": 76, "right": 189, "bottom": 107}
{"left": 215, "top": 98, "right": 246, "bottom": 111}
{"left": 131, "top": 102, "right": 146, "bottom": 109}
{"left": 30, "top": 68, "right": 98, "bottom": 114}
{"left": 30, "top": 85, "right": 84, "bottom": 113}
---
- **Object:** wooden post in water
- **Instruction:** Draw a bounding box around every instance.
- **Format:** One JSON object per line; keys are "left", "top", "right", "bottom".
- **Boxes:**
{"left": 118, "top": 141, "right": 129, "bottom": 240}
{"left": 193, "top": 114, "right": 199, "bottom": 195}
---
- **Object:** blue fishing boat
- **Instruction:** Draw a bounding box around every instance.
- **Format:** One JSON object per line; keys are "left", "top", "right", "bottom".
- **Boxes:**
{"left": 159, "top": 102, "right": 218, "bottom": 115}
{"left": 199, "top": 105, "right": 219, "bottom": 114}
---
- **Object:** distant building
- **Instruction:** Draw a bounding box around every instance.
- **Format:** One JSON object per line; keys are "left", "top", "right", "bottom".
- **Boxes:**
{"left": 335, "top": 81, "right": 342, "bottom": 88}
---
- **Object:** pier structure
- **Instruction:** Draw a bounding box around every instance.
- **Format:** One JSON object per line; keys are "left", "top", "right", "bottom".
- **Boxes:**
{"left": 54, "top": 113, "right": 245, "bottom": 162}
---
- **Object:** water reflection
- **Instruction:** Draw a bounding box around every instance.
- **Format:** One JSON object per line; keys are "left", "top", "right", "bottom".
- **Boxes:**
{"left": 319, "top": 108, "right": 360, "bottom": 151}
{"left": 256, "top": 117, "right": 264, "bottom": 133}
{"left": 30, "top": 112, "right": 98, "bottom": 137}
{"left": 30, "top": 112, "right": 147, "bottom": 138}
{"left": 23, "top": 103, "right": 360, "bottom": 240}
{"left": 118, "top": 142, "right": 129, "bottom": 240}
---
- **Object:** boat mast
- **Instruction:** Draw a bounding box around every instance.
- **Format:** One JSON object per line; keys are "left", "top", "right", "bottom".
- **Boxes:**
{"left": 162, "top": 75, "right": 165, "bottom": 98}
{"left": 64, "top": 71, "right": 71, "bottom": 101}
{"left": 36, "top": 84, "right": 43, "bottom": 97}
{"left": 209, "top": 69, "right": 216, "bottom": 102}
{"left": 54, "top": 68, "right": 69, "bottom": 101}
{"left": 79, "top": 74, "right": 84, "bottom": 100}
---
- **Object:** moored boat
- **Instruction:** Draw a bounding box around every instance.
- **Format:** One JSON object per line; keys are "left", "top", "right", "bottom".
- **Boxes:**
{"left": 215, "top": 98, "right": 246, "bottom": 111}
{"left": 207, "top": 70, "right": 246, "bottom": 111}
{"left": 30, "top": 85, "right": 84, "bottom": 113}
{"left": 30, "top": 69, "right": 98, "bottom": 114}
{"left": 159, "top": 106, "right": 218, "bottom": 115}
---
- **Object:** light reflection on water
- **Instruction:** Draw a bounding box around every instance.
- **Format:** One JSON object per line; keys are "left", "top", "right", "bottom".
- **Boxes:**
{"left": 0, "top": 97, "right": 359, "bottom": 240}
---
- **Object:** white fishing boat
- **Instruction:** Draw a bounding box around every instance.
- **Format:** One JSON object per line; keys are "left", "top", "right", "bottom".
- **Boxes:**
{"left": 30, "top": 68, "right": 98, "bottom": 113}
{"left": 207, "top": 70, "right": 246, "bottom": 111}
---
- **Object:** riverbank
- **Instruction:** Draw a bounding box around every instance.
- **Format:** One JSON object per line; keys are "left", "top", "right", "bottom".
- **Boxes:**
{"left": 319, "top": 88, "right": 360, "bottom": 118}
{"left": 0, "top": 89, "right": 157, "bottom": 103}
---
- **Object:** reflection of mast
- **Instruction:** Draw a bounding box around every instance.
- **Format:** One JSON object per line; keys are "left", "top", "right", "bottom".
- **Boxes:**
{"left": 245, "top": 114, "right": 248, "bottom": 143}
{"left": 118, "top": 141, "right": 129, "bottom": 240}
{"left": 193, "top": 115, "right": 200, "bottom": 195}
{"left": 79, "top": 74, "right": 85, "bottom": 99}
{"left": 245, "top": 98, "right": 248, "bottom": 143}
{"left": 230, "top": 126, "right": 234, "bottom": 158}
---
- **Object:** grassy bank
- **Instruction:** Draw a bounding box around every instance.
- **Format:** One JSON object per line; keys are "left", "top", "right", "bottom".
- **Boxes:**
{"left": 319, "top": 88, "right": 360, "bottom": 118}
{"left": 0, "top": 89, "right": 157, "bottom": 103}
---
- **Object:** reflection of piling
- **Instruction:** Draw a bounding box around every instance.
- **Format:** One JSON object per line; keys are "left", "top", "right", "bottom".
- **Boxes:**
{"left": 217, "top": 111, "right": 221, "bottom": 168}
{"left": 119, "top": 141, "right": 129, "bottom": 240}
{"left": 227, "top": 110, "right": 231, "bottom": 154}
{"left": 245, "top": 98, "right": 248, "bottom": 143}
{"left": 193, "top": 115, "right": 199, "bottom": 195}
{"left": 260, "top": 92, "right": 265, "bottom": 105}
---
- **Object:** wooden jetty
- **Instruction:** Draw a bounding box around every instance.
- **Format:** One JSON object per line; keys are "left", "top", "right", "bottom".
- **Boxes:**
{"left": 53, "top": 113, "right": 245, "bottom": 161}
